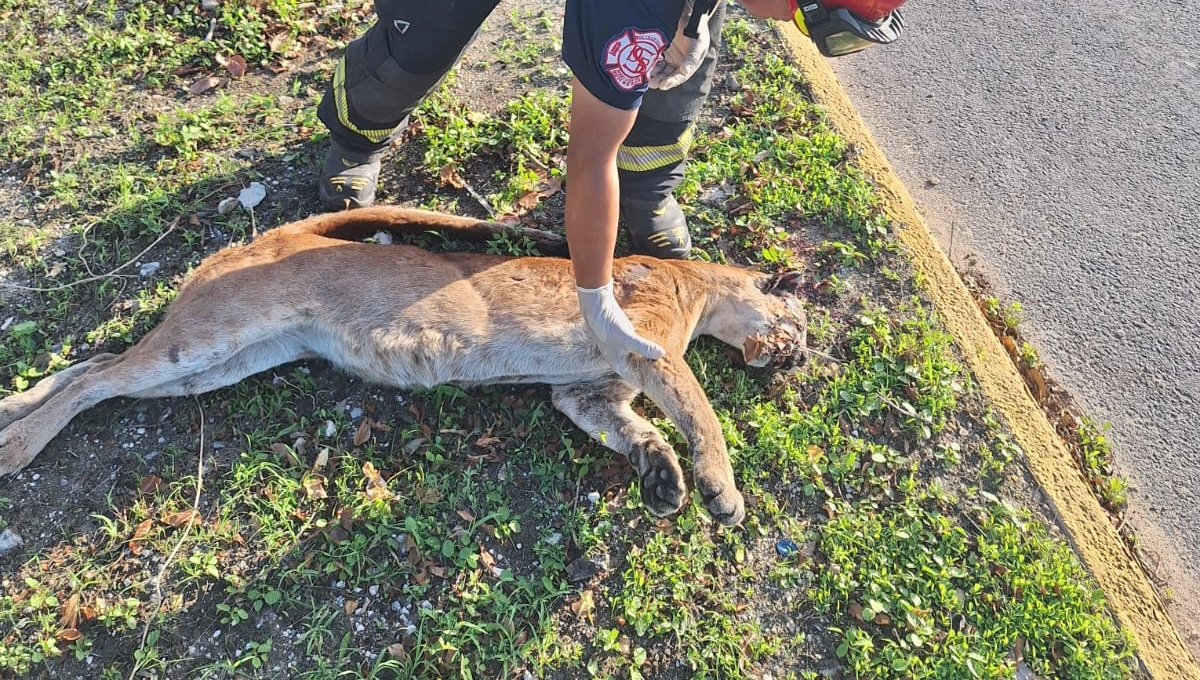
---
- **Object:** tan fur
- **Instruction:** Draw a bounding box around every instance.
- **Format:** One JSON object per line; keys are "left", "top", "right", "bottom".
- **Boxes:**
{"left": 0, "top": 207, "right": 807, "bottom": 525}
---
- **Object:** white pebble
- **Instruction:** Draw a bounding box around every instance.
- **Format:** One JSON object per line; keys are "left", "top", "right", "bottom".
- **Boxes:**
{"left": 238, "top": 182, "right": 267, "bottom": 210}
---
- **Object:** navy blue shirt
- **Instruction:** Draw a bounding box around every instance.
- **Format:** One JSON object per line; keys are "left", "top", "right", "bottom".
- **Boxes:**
{"left": 563, "top": 0, "right": 689, "bottom": 110}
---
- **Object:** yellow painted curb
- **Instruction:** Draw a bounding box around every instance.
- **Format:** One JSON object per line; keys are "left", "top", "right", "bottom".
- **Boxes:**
{"left": 778, "top": 28, "right": 1199, "bottom": 679}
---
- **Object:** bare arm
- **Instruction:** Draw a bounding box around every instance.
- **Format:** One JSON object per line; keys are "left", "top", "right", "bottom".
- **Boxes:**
{"left": 565, "top": 76, "right": 637, "bottom": 289}
{"left": 566, "top": 77, "right": 665, "bottom": 362}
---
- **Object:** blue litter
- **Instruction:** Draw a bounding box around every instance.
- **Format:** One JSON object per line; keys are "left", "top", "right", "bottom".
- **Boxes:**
{"left": 775, "top": 539, "right": 799, "bottom": 558}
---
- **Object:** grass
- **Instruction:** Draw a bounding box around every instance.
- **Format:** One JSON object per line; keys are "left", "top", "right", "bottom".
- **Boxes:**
{"left": 0, "top": 2, "right": 1141, "bottom": 678}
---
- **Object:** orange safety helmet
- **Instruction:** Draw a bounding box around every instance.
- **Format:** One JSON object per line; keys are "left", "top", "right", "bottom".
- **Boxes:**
{"left": 790, "top": 0, "right": 907, "bottom": 56}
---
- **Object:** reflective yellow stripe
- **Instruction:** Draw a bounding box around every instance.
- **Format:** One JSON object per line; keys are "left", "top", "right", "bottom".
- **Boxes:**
{"left": 332, "top": 59, "right": 395, "bottom": 145}
{"left": 616, "top": 126, "right": 694, "bottom": 173}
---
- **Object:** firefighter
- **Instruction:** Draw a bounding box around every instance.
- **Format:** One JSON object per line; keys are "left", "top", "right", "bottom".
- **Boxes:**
{"left": 316, "top": 0, "right": 906, "bottom": 363}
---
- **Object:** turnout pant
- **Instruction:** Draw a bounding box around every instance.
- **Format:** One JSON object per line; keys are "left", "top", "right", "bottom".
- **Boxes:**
{"left": 317, "top": 0, "right": 727, "bottom": 207}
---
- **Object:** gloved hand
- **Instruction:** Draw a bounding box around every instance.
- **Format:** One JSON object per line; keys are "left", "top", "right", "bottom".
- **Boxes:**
{"left": 577, "top": 281, "right": 666, "bottom": 363}
{"left": 649, "top": 0, "right": 723, "bottom": 90}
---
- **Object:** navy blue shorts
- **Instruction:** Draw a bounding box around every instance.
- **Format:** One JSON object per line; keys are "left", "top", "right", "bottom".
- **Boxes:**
{"left": 563, "top": 0, "right": 689, "bottom": 110}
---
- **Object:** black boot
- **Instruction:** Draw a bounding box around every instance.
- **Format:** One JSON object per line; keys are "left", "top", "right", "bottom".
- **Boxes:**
{"left": 319, "top": 140, "right": 385, "bottom": 211}
{"left": 621, "top": 195, "right": 691, "bottom": 259}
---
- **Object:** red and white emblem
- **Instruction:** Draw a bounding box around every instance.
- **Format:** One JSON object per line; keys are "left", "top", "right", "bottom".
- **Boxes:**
{"left": 602, "top": 28, "right": 667, "bottom": 91}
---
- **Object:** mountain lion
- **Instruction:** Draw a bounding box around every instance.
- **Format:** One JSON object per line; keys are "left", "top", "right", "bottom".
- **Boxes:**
{"left": 0, "top": 207, "right": 808, "bottom": 525}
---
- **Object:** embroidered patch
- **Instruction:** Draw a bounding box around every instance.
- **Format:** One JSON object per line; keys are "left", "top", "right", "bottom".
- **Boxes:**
{"left": 602, "top": 28, "right": 667, "bottom": 92}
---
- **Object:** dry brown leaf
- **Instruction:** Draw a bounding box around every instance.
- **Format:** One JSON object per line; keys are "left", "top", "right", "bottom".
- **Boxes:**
{"left": 128, "top": 519, "right": 153, "bottom": 554}
{"left": 188, "top": 76, "right": 222, "bottom": 95}
{"left": 268, "top": 33, "right": 288, "bottom": 54}
{"left": 474, "top": 434, "right": 502, "bottom": 448}
{"left": 344, "top": 599, "right": 358, "bottom": 615}
{"left": 354, "top": 418, "right": 372, "bottom": 447}
{"left": 439, "top": 164, "right": 465, "bottom": 189}
{"left": 313, "top": 447, "right": 330, "bottom": 470}
{"left": 847, "top": 601, "right": 865, "bottom": 622}
{"left": 138, "top": 475, "right": 164, "bottom": 498}
{"left": 516, "top": 191, "right": 541, "bottom": 210}
{"left": 271, "top": 441, "right": 300, "bottom": 466}
{"left": 302, "top": 474, "right": 328, "bottom": 500}
{"left": 570, "top": 588, "right": 595, "bottom": 622}
{"left": 362, "top": 461, "right": 392, "bottom": 501}
{"left": 58, "top": 593, "right": 80, "bottom": 630}
{"left": 456, "top": 509, "right": 476, "bottom": 523}
{"left": 161, "top": 509, "right": 200, "bottom": 528}
{"left": 56, "top": 628, "right": 82, "bottom": 642}
{"left": 413, "top": 485, "right": 444, "bottom": 505}
{"left": 478, "top": 545, "right": 496, "bottom": 570}
{"left": 386, "top": 642, "right": 408, "bottom": 659}
{"left": 225, "top": 55, "right": 247, "bottom": 78}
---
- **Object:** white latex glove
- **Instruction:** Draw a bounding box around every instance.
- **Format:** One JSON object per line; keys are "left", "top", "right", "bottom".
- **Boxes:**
{"left": 649, "top": 0, "right": 723, "bottom": 90}
{"left": 577, "top": 282, "right": 666, "bottom": 362}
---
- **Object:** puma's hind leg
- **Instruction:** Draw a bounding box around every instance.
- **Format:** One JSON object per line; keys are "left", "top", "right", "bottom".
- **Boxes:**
{"left": 551, "top": 379, "right": 688, "bottom": 518}
{"left": 0, "top": 353, "right": 120, "bottom": 431}
{"left": 0, "top": 329, "right": 311, "bottom": 476}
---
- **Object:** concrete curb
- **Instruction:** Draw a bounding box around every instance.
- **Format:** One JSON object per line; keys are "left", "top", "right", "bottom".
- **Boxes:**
{"left": 777, "top": 28, "right": 1199, "bottom": 679}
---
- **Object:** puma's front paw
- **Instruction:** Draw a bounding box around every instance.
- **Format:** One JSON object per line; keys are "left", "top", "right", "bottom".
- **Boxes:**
{"left": 631, "top": 441, "right": 687, "bottom": 517}
{"left": 697, "top": 477, "right": 746, "bottom": 526}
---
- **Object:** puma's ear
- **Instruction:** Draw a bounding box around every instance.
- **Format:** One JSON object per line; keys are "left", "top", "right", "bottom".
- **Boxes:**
{"left": 763, "top": 271, "right": 804, "bottom": 295}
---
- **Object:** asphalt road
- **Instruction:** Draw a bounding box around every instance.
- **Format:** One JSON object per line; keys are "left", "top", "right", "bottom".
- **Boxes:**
{"left": 824, "top": 0, "right": 1200, "bottom": 654}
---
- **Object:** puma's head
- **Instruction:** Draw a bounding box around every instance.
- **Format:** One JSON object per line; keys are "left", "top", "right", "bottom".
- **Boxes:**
{"left": 741, "top": 271, "right": 809, "bottom": 370}
{"left": 699, "top": 269, "right": 809, "bottom": 370}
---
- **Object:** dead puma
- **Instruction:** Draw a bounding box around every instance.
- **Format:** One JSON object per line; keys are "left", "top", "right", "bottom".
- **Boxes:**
{"left": 0, "top": 207, "right": 807, "bottom": 525}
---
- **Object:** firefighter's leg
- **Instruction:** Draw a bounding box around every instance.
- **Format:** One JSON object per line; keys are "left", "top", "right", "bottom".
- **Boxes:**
{"left": 619, "top": 2, "right": 726, "bottom": 257}
{"left": 317, "top": 0, "right": 501, "bottom": 209}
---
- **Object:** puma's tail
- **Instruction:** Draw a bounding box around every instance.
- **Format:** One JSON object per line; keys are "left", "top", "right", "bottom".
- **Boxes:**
{"left": 274, "top": 206, "right": 567, "bottom": 255}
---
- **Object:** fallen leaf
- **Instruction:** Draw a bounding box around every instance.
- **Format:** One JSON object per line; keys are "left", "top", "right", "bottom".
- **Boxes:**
{"left": 362, "top": 461, "right": 392, "bottom": 501}
{"left": 58, "top": 593, "right": 81, "bottom": 630}
{"left": 413, "top": 485, "right": 444, "bottom": 505}
{"left": 847, "top": 601, "right": 865, "bottom": 622}
{"left": 313, "top": 447, "right": 330, "bottom": 471}
{"left": 188, "top": 76, "right": 222, "bottom": 95}
{"left": 456, "top": 509, "right": 476, "bottom": 523}
{"left": 344, "top": 599, "right": 358, "bottom": 615}
{"left": 128, "top": 519, "right": 153, "bottom": 554}
{"left": 138, "top": 475, "right": 164, "bottom": 498}
{"left": 268, "top": 33, "right": 288, "bottom": 54}
{"left": 353, "top": 418, "right": 372, "bottom": 447}
{"left": 56, "top": 628, "right": 82, "bottom": 642}
{"left": 225, "top": 54, "right": 247, "bottom": 78}
{"left": 302, "top": 474, "right": 328, "bottom": 500}
{"left": 474, "top": 434, "right": 502, "bottom": 448}
{"left": 439, "top": 164, "right": 465, "bottom": 189}
{"left": 271, "top": 441, "right": 300, "bottom": 467}
{"left": 478, "top": 545, "right": 497, "bottom": 570}
{"left": 570, "top": 588, "right": 595, "bottom": 622}
{"left": 161, "top": 509, "right": 200, "bottom": 528}
{"left": 386, "top": 642, "right": 408, "bottom": 659}
{"left": 516, "top": 190, "right": 541, "bottom": 210}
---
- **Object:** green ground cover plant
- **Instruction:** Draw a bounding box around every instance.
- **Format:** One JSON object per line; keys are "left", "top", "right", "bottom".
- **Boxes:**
{"left": 0, "top": 1, "right": 1139, "bottom": 678}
